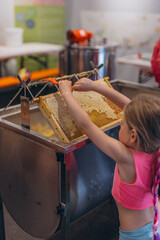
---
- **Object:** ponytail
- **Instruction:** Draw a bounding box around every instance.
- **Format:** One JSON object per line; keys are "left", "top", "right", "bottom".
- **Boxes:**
{"left": 153, "top": 149, "right": 160, "bottom": 240}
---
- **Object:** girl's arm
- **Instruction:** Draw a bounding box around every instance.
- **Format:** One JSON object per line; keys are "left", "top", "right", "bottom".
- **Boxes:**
{"left": 59, "top": 80, "right": 132, "bottom": 166}
{"left": 73, "top": 78, "right": 131, "bottom": 110}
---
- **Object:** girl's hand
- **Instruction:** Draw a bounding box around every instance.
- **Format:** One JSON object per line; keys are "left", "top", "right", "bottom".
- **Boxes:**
{"left": 59, "top": 80, "right": 72, "bottom": 97}
{"left": 73, "top": 78, "right": 95, "bottom": 91}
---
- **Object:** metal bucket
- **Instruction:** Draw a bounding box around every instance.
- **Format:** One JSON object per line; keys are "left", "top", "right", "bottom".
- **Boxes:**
{"left": 59, "top": 42, "right": 118, "bottom": 80}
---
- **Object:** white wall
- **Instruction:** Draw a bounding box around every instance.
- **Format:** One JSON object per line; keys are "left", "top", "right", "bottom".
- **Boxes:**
{"left": 66, "top": 0, "right": 160, "bottom": 31}
{"left": 0, "top": 0, "right": 14, "bottom": 43}
{"left": 65, "top": 0, "right": 160, "bottom": 85}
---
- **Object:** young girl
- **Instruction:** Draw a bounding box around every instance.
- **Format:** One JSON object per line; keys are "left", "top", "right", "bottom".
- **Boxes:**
{"left": 59, "top": 78, "right": 160, "bottom": 240}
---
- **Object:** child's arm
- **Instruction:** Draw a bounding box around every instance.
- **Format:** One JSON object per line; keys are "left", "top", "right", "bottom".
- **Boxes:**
{"left": 73, "top": 78, "right": 131, "bottom": 110}
{"left": 59, "top": 80, "right": 132, "bottom": 166}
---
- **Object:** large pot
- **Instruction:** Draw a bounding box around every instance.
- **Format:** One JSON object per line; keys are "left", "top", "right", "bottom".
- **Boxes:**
{"left": 59, "top": 42, "right": 118, "bottom": 80}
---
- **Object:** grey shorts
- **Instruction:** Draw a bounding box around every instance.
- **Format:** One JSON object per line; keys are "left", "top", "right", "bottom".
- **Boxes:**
{"left": 119, "top": 221, "right": 156, "bottom": 240}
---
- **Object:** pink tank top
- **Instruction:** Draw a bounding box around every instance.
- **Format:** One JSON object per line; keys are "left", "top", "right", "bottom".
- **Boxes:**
{"left": 112, "top": 150, "right": 155, "bottom": 209}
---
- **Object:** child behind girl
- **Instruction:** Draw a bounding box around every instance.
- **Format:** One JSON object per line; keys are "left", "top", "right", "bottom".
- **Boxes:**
{"left": 59, "top": 78, "right": 160, "bottom": 240}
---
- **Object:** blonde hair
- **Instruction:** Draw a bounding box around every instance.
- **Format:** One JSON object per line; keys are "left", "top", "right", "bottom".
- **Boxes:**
{"left": 124, "top": 94, "right": 160, "bottom": 154}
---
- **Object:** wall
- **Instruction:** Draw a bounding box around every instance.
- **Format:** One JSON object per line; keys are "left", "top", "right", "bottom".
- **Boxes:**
{"left": 65, "top": 0, "right": 160, "bottom": 84}
{"left": 66, "top": 0, "right": 160, "bottom": 30}
{"left": 0, "top": 0, "right": 14, "bottom": 43}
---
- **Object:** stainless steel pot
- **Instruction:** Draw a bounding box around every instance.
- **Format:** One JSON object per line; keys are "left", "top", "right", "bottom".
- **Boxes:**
{"left": 59, "top": 42, "right": 118, "bottom": 80}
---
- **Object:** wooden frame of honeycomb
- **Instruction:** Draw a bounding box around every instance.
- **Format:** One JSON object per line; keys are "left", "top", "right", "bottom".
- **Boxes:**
{"left": 33, "top": 78, "right": 123, "bottom": 143}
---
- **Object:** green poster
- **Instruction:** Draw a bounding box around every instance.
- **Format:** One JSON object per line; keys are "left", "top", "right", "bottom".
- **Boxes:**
{"left": 15, "top": 5, "right": 65, "bottom": 44}
{"left": 15, "top": 5, "right": 65, "bottom": 70}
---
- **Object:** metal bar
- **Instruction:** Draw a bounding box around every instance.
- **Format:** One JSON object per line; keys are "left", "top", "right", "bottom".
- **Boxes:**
{"left": 34, "top": 82, "right": 50, "bottom": 98}
{"left": 54, "top": 84, "right": 59, "bottom": 91}
{"left": 27, "top": 66, "right": 103, "bottom": 91}
{"left": 28, "top": 80, "right": 44, "bottom": 87}
{"left": 90, "top": 61, "right": 103, "bottom": 79}
{"left": 74, "top": 74, "right": 80, "bottom": 81}
{"left": 2, "top": 86, "right": 24, "bottom": 113}
{"left": 20, "top": 96, "right": 30, "bottom": 129}
{"left": 95, "top": 68, "right": 103, "bottom": 79}
{"left": 26, "top": 85, "right": 35, "bottom": 100}
{"left": 56, "top": 69, "right": 97, "bottom": 82}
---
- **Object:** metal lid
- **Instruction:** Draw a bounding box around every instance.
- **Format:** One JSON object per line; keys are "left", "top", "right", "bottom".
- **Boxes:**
{"left": 63, "top": 41, "right": 119, "bottom": 50}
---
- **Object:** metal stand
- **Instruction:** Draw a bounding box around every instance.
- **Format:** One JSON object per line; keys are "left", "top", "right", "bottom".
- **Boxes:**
{"left": 29, "top": 62, "right": 104, "bottom": 99}
{"left": 1, "top": 63, "right": 105, "bottom": 139}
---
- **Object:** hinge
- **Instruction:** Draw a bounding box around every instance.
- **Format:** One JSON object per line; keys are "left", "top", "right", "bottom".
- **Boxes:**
{"left": 56, "top": 202, "right": 66, "bottom": 216}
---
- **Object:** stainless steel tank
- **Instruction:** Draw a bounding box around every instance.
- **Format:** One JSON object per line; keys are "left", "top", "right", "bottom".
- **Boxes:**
{"left": 0, "top": 103, "right": 120, "bottom": 239}
{"left": 0, "top": 80, "right": 159, "bottom": 240}
{"left": 59, "top": 42, "right": 118, "bottom": 80}
{"left": 110, "top": 79, "right": 160, "bottom": 99}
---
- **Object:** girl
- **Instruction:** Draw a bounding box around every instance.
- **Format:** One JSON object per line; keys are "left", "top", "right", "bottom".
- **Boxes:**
{"left": 59, "top": 78, "right": 160, "bottom": 240}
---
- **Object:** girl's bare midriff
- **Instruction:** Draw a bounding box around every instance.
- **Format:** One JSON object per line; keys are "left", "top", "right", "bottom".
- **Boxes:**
{"left": 116, "top": 201, "right": 155, "bottom": 231}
